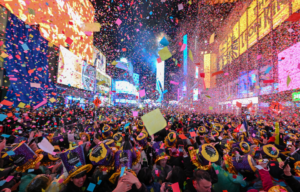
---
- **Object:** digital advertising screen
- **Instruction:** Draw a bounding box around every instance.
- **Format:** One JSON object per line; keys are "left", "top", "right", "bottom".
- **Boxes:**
{"left": 193, "top": 88, "right": 198, "bottom": 101}
{"left": 156, "top": 60, "right": 165, "bottom": 102}
{"left": 93, "top": 47, "right": 106, "bottom": 73}
{"left": 115, "top": 81, "right": 138, "bottom": 96}
{"left": 238, "top": 72, "right": 249, "bottom": 99}
{"left": 259, "top": 65, "right": 278, "bottom": 95}
{"left": 1, "top": 0, "right": 95, "bottom": 64}
{"left": 96, "top": 71, "right": 111, "bottom": 93}
{"left": 133, "top": 73, "right": 139, "bottom": 86}
{"left": 82, "top": 61, "right": 95, "bottom": 92}
{"left": 278, "top": 41, "right": 300, "bottom": 92}
{"left": 248, "top": 70, "right": 259, "bottom": 97}
{"left": 218, "top": 0, "right": 297, "bottom": 68}
{"left": 57, "top": 46, "right": 95, "bottom": 91}
{"left": 57, "top": 46, "right": 83, "bottom": 89}
{"left": 183, "top": 34, "right": 187, "bottom": 76}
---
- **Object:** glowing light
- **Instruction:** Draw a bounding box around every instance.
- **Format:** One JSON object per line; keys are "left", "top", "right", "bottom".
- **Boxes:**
{"left": 120, "top": 58, "right": 128, "bottom": 63}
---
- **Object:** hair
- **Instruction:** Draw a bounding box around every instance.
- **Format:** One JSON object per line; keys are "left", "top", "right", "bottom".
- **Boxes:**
{"left": 170, "top": 166, "right": 186, "bottom": 190}
{"left": 137, "top": 167, "right": 153, "bottom": 186}
{"left": 193, "top": 170, "right": 211, "bottom": 182}
{"left": 25, "top": 175, "right": 50, "bottom": 192}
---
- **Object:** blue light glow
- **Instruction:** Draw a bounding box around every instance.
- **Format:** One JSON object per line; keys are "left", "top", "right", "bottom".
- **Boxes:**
{"left": 183, "top": 34, "right": 187, "bottom": 76}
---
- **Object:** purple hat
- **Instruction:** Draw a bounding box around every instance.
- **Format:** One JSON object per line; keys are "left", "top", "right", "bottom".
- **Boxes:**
{"left": 232, "top": 155, "right": 257, "bottom": 173}
{"left": 164, "top": 131, "right": 177, "bottom": 148}
{"left": 35, "top": 146, "right": 61, "bottom": 165}
{"left": 113, "top": 132, "right": 123, "bottom": 144}
{"left": 114, "top": 149, "right": 133, "bottom": 169}
{"left": 136, "top": 120, "right": 144, "bottom": 131}
{"left": 2, "top": 142, "right": 43, "bottom": 172}
{"left": 84, "top": 125, "right": 95, "bottom": 133}
{"left": 51, "top": 135, "right": 64, "bottom": 145}
{"left": 102, "top": 124, "right": 112, "bottom": 139}
{"left": 136, "top": 131, "right": 148, "bottom": 149}
{"left": 152, "top": 141, "right": 170, "bottom": 163}
{"left": 261, "top": 144, "right": 279, "bottom": 159}
{"left": 114, "top": 134, "right": 140, "bottom": 169}
{"left": 103, "top": 139, "right": 116, "bottom": 148}
{"left": 89, "top": 142, "right": 114, "bottom": 167}
{"left": 188, "top": 144, "right": 219, "bottom": 170}
{"left": 231, "top": 142, "right": 251, "bottom": 154}
{"left": 60, "top": 145, "right": 92, "bottom": 184}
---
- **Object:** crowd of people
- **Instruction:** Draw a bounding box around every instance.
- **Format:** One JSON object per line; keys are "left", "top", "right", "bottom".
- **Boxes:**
{"left": 0, "top": 106, "right": 299, "bottom": 192}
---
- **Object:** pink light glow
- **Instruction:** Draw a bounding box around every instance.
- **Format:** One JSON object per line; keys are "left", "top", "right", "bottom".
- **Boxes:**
{"left": 278, "top": 41, "right": 300, "bottom": 92}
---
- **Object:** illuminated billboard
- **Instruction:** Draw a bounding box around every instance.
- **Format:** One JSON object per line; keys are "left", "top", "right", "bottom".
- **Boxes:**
{"left": 1, "top": 0, "right": 95, "bottom": 64}
{"left": 278, "top": 41, "right": 300, "bottom": 92}
{"left": 238, "top": 72, "right": 251, "bottom": 99}
{"left": 58, "top": 46, "right": 83, "bottom": 89}
{"left": 116, "top": 81, "right": 138, "bottom": 96}
{"left": 96, "top": 71, "right": 111, "bottom": 92}
{"left": 204, "top": 54, "right": 211, "bottom": 88}
{"left": 133, "top": 73, "right": 139, "bottom": 88}
{"left": 93, "top": 47, "right": 106, "bottom": 73}
{"left": 82, "top": 61, "right": 95, "bottom": 92}
{"left": 219, "top": 0, "right": 300, "bottom": 68}
{"left": 57, "top": 46, "right": 95, "bottom": 91}
{"left": 195, "top": 66, "right": 199, "bottom": 79}
{"left": 156, "top": 60, "right": 165, "bottom": 102}
{"left": 193, "top": 88, "right": 198, "bottom": 101}
{"left": 96, "top": 71, "right": 111, "bottom": 105}
{"left": 183, "top": 34, "right": 187, "bottom": 76}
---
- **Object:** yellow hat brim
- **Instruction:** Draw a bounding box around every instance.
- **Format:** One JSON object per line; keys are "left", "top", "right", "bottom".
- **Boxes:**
{"left": 155, "top": 155, "right": 170, "bottom": 164}
{"left": 63, "top": 164, "right": 93, "bottom": 184}
{"left": 16, "top": 154, "right": 44, "bottom": 172}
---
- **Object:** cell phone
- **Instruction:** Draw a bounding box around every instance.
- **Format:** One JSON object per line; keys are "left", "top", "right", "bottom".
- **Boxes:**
{"left": 178, "top": 145, "right": 184, "bottom": 153}
{"left": 287, "top": 141, "right": 292, "bottom": 149}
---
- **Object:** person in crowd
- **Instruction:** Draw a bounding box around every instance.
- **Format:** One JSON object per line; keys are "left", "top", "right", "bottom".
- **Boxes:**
{"left": 138, "top": 167, "right": 161, "bottom": 192}
{"left": 1, "top": 105, "right": 300, "bottom": 192}
{"left": 185, "top": 169, "right": 214, "bottom": 192}
{"left": 152, "top": 142, "right": 172, "bottom": 184}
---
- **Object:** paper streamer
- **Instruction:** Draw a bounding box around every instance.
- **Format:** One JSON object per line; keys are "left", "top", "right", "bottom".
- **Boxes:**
{"left": 33, "top": 98, "right": 47, "bottom": 110}
{"left": 275, "top": 122, "right": 279, "bottom": 145}
{"left": 170, "top": 81, "right": 179, "bottom": 85}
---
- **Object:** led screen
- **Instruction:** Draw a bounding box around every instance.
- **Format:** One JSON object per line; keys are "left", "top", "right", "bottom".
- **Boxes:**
{"left": 82, "top": 61, "right": 95, "bottom": 92}
{"left": 93, "top": 47, "right": 106, "bottom": 73}
{"left": 133, "top": 73, "right": 139, "bottom": 86}
{"left": 156, "top": 60, "right": 165, "bottom": 102}
{"left": 218, "top": 0, "right": 295, "bottom": 68}
{"left": 195, "top": 66, "right": 199, "bottom": 79}
{"left": 96, "top": 71, "right": 111, "bottom": 89}
{"left": 248, "top": 70, "right": 259, "bottom": 97}
{"left": 278, "top": 41, "right": 300, "bottom": 92}
{"left": 57, "top": 46, "right": 95, "bottom": 91}
{"left": 96, "top": 71, "right": 111, "bottom": 105}
{"left": 259, "top": 65, "right": 278, "bottom": 95}
{"left": 238, "top": 72, "right": 249, "bottom": 98}
{"left": 1, "top": 0, "right": 95, "bottom": 64}
{"left": 193, "top": 88, "right": 198, "bottom": 101}
{"left": 183, "top": 34, "right": 187, "bottom": 76}
{"left": 58, "top": 46, "right": 83, "bottom": 89}
{"left": 116, "top": 81, "right": 138, "bottom": 95}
